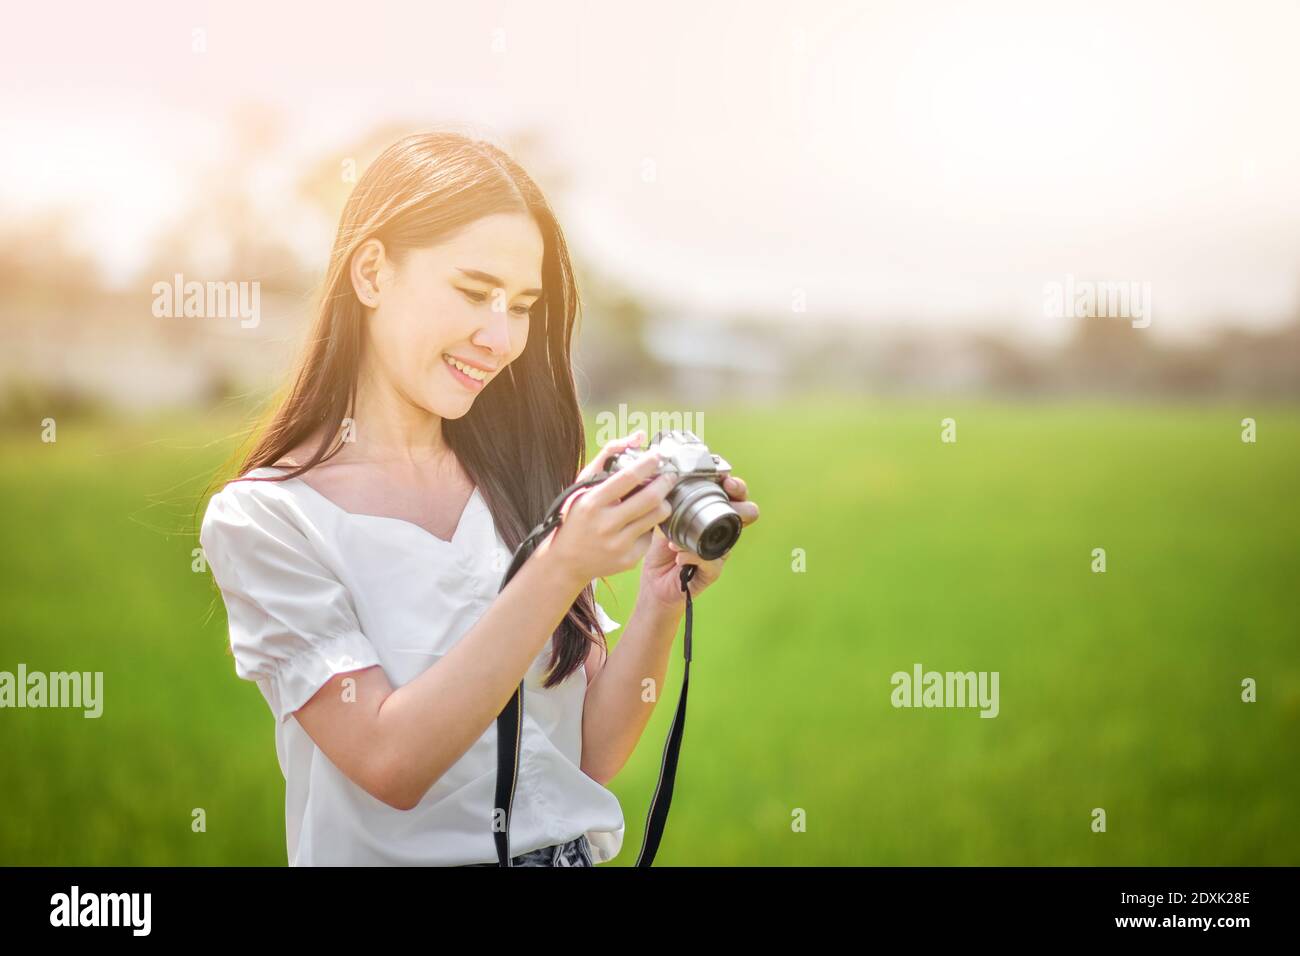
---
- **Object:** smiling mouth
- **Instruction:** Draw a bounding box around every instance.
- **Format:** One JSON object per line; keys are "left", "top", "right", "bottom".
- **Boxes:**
{"left": 442, "top": 353, "right": 490, "bottom": 387}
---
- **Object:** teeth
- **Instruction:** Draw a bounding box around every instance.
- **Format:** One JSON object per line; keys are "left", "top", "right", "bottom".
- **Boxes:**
{"left": 443, "top": 354, "right": 488, "bottom": 381}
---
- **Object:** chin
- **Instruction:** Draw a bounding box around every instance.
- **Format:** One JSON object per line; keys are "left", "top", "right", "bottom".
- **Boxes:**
{"left": 431, "top": 394, "right": 476, "bottom": 420}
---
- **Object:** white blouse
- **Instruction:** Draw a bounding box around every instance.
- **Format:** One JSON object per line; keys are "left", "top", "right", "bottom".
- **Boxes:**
{"left": 199, "top": 465, "right": 625, "bottom": 866}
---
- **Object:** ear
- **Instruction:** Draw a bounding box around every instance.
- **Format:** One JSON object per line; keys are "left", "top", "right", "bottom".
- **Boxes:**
{"left": 349, "top": 238, "right": 387, "bottom": 307}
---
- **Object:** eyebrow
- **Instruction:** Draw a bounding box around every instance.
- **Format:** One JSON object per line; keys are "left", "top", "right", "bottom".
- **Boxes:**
{"left": 455, "top": 268, "right": 543, "bottom": 299}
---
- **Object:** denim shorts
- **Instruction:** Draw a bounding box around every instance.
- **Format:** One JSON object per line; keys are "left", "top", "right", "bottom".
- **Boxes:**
{"left": 461, "top": 834, "right": 594, "bottom": 867}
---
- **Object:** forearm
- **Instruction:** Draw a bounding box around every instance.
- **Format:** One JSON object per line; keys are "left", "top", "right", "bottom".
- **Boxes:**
{"left": 580, "top": 589, "right": 685, "bottom": 783}
{"left": 375, "top": 544, "right": 587, "bottom": 808}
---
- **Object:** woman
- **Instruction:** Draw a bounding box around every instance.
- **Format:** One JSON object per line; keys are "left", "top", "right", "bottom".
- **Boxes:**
{"left": 199, "top": 131, "right": 759, "bottom": 866}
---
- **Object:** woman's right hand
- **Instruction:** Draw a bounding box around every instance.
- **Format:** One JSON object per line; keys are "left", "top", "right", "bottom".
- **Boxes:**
{"left": 538, "top": 430, "right": 679, "bottom": 585}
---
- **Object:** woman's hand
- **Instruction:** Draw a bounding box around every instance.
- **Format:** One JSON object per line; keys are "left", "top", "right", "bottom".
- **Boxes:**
{"left": 639, "top": 473, "right": 759, "bottom": 609}
{"left": 538, "top": 430, "right": 679, "bottom": 587}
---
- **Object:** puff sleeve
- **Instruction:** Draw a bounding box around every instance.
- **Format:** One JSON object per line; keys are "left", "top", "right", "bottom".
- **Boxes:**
{"left": 200, "top": 482, "right": 382, "bottom": 725}
{"left": 591, "top": 586, "right": 621, "bottom": 635}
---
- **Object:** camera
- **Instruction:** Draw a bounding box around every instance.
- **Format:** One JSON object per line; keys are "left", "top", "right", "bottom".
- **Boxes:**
{"left": 602, "top": 429, "right": 743, "bottom": 560}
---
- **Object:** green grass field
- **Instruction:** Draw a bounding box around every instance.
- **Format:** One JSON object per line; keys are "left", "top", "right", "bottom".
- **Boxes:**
{"left": 1, "top": 397, "right": 1297, "bottom": 865}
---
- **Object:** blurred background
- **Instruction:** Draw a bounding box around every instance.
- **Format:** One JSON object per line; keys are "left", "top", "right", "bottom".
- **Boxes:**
{"left": 1, "top": 0, "right": 1296, "bottom": 865}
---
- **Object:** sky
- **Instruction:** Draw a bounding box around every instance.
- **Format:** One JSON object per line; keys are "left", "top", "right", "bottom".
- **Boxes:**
{"left": 3, "top": 0, "right": 1299, "bottom": 344}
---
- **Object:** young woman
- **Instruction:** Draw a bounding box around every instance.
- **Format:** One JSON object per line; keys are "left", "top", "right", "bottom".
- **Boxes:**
{"left": 199, "top": 131, "right": 759, "bottom": 866}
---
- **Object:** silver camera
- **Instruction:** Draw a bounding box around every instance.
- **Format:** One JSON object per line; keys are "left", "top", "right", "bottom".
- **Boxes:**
{"left": 602, "top": 429, "right": 743, "bottom": 560}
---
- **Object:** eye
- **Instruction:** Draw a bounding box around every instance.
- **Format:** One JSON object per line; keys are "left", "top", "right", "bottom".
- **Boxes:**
{"left": 460, "top": 288, "right": 535, "bottom": 317}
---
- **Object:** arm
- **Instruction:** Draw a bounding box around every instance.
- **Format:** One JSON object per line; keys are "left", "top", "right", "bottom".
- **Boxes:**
{"left": 579, "top": 590, "right": 684, "bottom": 785}
{"left": 293, "top": 544, "right": 589, "bottom": 811}
{"left": 578, "top": 473, "right": 759, "bottom": 784}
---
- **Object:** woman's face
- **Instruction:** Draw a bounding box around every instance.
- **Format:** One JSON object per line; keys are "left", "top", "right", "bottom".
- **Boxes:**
{"left": 353, "top": 211, "right": 545, "bottom": 419}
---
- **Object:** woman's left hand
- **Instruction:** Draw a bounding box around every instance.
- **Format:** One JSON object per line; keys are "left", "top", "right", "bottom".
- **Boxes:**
{"left": 639, "top": 474, "right": 759, "bottom": 608}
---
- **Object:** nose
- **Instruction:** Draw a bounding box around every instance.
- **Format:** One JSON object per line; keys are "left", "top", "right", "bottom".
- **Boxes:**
{"left": 471, "top": 309, "right": 514, "bottom": 359}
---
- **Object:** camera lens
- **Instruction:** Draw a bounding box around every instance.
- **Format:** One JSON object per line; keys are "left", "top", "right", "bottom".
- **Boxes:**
{"left": 697, "top": 513, "right": 743, "bottom": 560}
{"left": 665, "top": 479, "right": 743, "bottom": 560}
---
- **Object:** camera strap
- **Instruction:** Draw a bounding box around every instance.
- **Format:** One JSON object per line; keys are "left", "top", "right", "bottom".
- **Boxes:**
{"left": 492, "top": 476, "right": 697, "bottom": 867}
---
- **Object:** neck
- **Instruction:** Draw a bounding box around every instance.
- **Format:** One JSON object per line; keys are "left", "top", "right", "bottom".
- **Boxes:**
{"left": 344, "top": 360, "right": 451, "bottom": 467}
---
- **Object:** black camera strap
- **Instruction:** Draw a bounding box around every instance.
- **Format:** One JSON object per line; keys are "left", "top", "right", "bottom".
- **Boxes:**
{"left": 492, "top": 476, "right": 697, "bottom": 867}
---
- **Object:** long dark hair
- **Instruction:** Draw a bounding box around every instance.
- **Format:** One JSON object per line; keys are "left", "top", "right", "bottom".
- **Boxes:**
{"left": 213, "top": 130, "right": 607, "bottom": 688}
